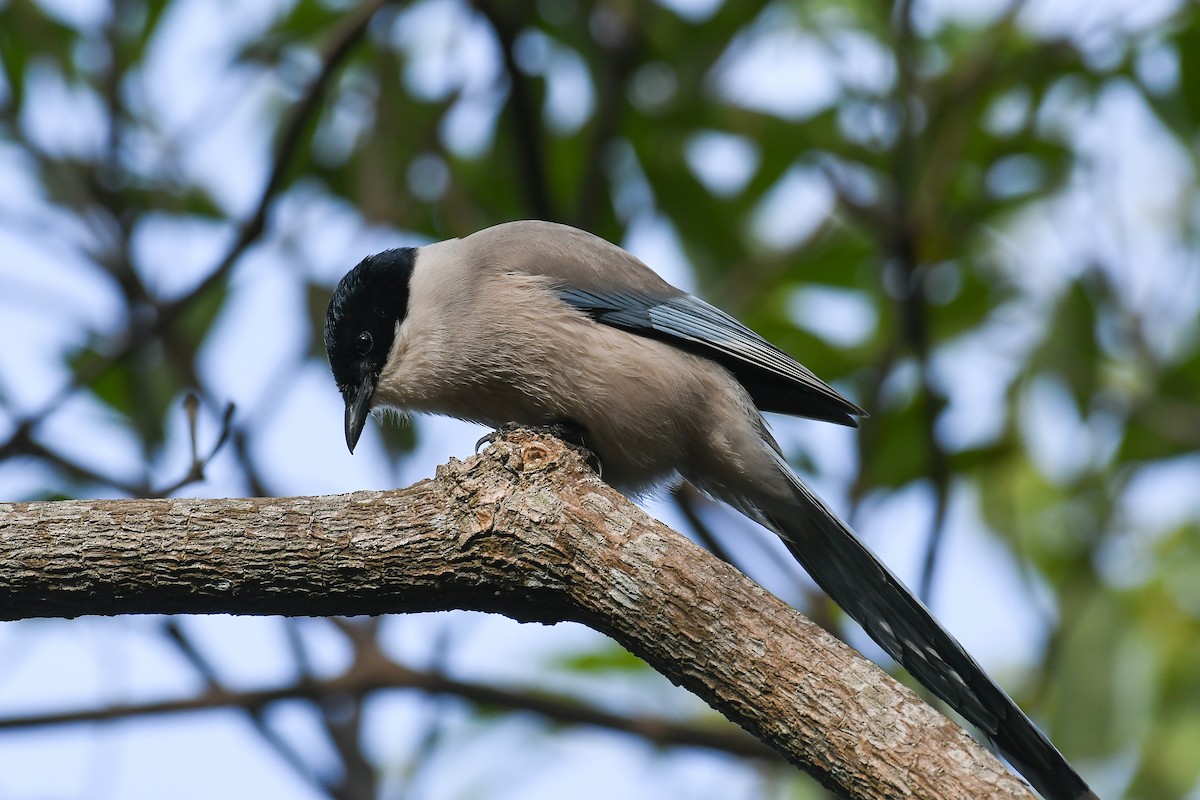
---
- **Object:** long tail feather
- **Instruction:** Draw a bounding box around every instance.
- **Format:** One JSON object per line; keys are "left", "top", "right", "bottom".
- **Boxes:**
{"left": 754, "top": 460, "right": 1096, "bottom": 800}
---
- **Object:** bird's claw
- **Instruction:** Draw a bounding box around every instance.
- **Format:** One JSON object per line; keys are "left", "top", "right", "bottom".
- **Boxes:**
{"left": 475, "top": 422, "right": 525, "bottom": 453}
{"left": 474, "top": 422, "right": 602, "bottom": 476}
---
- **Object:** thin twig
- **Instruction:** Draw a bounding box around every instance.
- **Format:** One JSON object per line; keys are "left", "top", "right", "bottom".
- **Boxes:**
{"left": 20, "top": 438, "right": 148, "bottom": 498}
{"left": 885, "top": 0, "right": 954, "bottom": 605}
{"left": 0, "top": 0, "right": 391, "bottom": 462}
{"left": 161, "top": 619, "right": 329, "bottom": 795}
{"left": 151, "top": 398, "right": 237, "bottom": 497}
{"left": 672, "top": 485, "right": 738, "bottom": 567}
{"left": 474, "top": 1, "right": 556, "bottom": 220}
{"left": 394, "top": 620, "right": 457, "bottom": 798}
{"left": 0, "top": 655, "right": 782, "bottom": 763}
{"left": 310, "top": 619, "right": 378, "bottom": 800}
{"left": 572, "top": 9, "right": 639, "bottom": 230}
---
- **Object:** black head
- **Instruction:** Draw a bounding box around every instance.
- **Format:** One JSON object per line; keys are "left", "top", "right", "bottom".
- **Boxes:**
{"left": 324, "top": 248, "right": 416, "bottom": 453}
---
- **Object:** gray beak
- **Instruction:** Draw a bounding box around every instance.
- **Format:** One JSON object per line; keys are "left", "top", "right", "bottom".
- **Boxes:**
{"left": 344, "top": 376, "right": 375, "bottom": 454}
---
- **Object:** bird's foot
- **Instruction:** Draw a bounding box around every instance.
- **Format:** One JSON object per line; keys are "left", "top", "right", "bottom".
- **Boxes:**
{"left": 476, "top": 422, "right": 601, "bottom": 476}
{"left": 475, "top": 422, "right": 523, "bottom": 452}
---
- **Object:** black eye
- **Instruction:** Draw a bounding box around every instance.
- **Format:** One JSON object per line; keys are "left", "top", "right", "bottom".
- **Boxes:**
{"left": 356, "top": 331, "right": 372, "bottom": 354}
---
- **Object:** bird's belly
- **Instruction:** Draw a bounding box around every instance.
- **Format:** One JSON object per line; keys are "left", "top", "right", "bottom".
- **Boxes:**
{"left": 418, "top": 368, "right": 685, "bottom": 493}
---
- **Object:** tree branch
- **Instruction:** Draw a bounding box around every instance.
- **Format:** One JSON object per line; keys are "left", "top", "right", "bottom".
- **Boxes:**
{"left": 0, "top": 646, "right": 777, "bottom": 763}
{"left": 0, "top": 430, "right": 1034, "bottom": 800}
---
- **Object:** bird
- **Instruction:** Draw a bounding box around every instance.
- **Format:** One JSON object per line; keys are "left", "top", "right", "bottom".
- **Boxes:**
{"left": 324, "top": 219, "right": 1097, "bottom": 800}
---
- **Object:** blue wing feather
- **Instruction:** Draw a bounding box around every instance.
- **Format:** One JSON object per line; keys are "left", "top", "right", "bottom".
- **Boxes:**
{"left": 557, "top": 288, "right": 865, "bottom": 426}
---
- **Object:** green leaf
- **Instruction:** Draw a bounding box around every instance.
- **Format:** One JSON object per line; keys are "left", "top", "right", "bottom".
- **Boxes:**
{"left": 306, "top": 280, "right": 334, "bottom": 360}
{"left": 1120, "top": 349, "right": 1200, "bottom": 462}
{"left": 551, "top": 642, "right": 652, "bottom": 675}
{"left": 857, "top": 382, "right": 929, "bottom": 489}
{"left": 67, "top": 342, "right": 177, "bottom": 451}
{"left": 377, "top": 413, "right": 417, "bottom": 459}
{"left": 176, "top": 277, "right": 228, "bottom": 352}
{"left": 1030, "top": 279, "right": 1100, "bottom": 414}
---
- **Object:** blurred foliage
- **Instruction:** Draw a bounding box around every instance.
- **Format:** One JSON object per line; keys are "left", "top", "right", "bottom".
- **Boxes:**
{"left": 2, "top": 0, "right": 1200, "bottom": 798}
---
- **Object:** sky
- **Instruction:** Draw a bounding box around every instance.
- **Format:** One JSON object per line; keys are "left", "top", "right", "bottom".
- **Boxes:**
{"left": 0, "top": 0, "right": 1194, "bottom": 798}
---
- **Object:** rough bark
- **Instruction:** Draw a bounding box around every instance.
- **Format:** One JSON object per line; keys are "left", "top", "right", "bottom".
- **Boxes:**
{"left": 0, "top": 430, "right": 1034, "bottom": 800}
